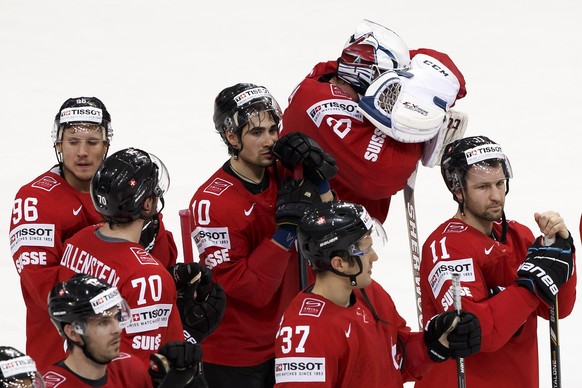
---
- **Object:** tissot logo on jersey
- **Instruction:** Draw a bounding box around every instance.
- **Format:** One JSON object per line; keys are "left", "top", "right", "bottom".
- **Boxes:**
{"left": 428, "top": 258, "right": 475, "bottom": 298}
{"left": 275, "top": 357, "right": 325, "bottom": 383}
{"left": 307, "top": 99, "right": 363, "bottom": 127}
{"left": 125, "top": 304, "right": 173, "bottom": 334}
{"left": 10, "top": 223, "right": 55, "bottom": 255}
{"left": 193, "top": 226, "right": 231, "bottom": 251}
{"left": 60, "top": 243, "right": 121, "bottom": 287}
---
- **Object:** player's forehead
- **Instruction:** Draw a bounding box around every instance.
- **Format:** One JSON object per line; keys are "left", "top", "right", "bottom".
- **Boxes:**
{"left": 243, "top": 110, "right": 277, "bottom": 131}
{"left": 465, "top": 163, "right": 505, "bottom": 183}
{"left": 61, "top": 124, "right": 104, "bottom": 139}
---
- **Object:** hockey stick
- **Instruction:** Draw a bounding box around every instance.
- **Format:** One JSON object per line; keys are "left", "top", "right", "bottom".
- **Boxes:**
{"left": 403, "top": 165, "right": 423, "bottom": 329}
{"left": 543, "top": 236, "right": 561, "bottom": 388}
{"left": 293, "top": 164, "right": 309, "bottom": 290}
{"left": 179, "top": 209, "right": 194, "bottom": 263}
{"left": 451, "top": 272, "right": 466, "bottom": 388}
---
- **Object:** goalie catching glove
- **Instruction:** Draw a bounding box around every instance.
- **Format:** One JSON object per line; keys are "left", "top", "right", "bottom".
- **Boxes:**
{"left": 515, "top": 234, "right": 575, "bottom": 306}
{"left": 358, "top": 53, "right": 461, "bottom": 144}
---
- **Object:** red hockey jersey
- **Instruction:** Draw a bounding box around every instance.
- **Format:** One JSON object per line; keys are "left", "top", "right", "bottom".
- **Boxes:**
{"left": 9, "top": 168, "right": 102, "bottom": 371}
{"left": 42, "top": 352, "right": 152, "bottom": 387}
{"left": 416, "top": 218, "right": 577, "bottom": 388}
{"left": 274, "top": 281, "right": 433, "bottom": 387}
{"left": 57, "top": 226, "right": 184, "bottom": 368}
{"left": 189, "top": 164, "right": 303, "bottom": 367}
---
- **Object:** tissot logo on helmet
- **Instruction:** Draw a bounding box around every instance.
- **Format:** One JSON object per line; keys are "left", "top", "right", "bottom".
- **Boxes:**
{"left": 234, "top": 87, "right": 270, "bottom": 106}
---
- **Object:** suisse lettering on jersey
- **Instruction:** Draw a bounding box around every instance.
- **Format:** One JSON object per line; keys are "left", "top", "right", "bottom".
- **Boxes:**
{"left": 364, "top": 128, "right": 389, "bottom": 162}
{"left": 60, "top": 243, "right": 120, "bottom": 287}
{"left": 14, "top": 251, "right": 47, "bottom": 273}
{"left": 9, "top": 223, "right": 55, "bottom": 255}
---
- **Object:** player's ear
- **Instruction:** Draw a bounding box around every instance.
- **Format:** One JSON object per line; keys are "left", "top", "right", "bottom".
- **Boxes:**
{"left": 225, "top": 130, "right": 240, "bottom": 150}
{"left": 330, "top": 255, "right": 347, "bottom": 273}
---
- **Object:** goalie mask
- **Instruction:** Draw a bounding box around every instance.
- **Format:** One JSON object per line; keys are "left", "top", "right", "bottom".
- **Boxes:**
{"left": 91, "top": 147, "right": 170, "bottom": 224}
{"left": 213, "top": 83, "right": 282, "bottom": 157}
{"left": 338, "top": 19, "right": 410, "bottom": 96}
{"left": 297, "top": 201, "right": 387, "bottom": 286}
{"left": 0, "top": 347, "right": 45, "bottom": 388}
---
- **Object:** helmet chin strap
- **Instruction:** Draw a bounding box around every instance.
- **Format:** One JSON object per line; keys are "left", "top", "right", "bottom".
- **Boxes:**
{"left": 330, "top": 256, "right": 364, "bottom": 287}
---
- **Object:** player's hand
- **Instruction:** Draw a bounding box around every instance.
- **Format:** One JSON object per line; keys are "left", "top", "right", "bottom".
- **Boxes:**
{"left": 273, "top": 132, "right": 338, "bottom": 184}
{"left": 516, "top": 234, "right": 574, "bottom": 306}
{"left": 275, "top": 177, "right": 321, "bottom": 228}
{"left": 425, "top": 311, "right": 481, "bottom": 362}
{"left": 150, "top": 341, "right": 203, "bottom": 388}
{"left": 534, "top": 211, "right": 569, "bottom": 240}
{"left": 178, "top": 282, "right": 226, "bottom": 343}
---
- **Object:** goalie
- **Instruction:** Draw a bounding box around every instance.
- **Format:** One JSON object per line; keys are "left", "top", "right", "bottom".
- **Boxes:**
{"left": 279, "top": 19, "right": 469, "bottom": 223}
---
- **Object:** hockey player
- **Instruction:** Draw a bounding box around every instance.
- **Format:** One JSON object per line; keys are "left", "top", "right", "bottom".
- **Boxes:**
{"left": 416, "top": 136, "right": 576, "bottom": 387}
{"left": 56, "top": 148, "right": 185, "bottom": 369}
{"left": 274, "top": 201, "right": 481, "bottom": 387}
{"left": 45, "top": 273, "right": 152, "bottom": 387}
{"left": 280, "top": 19, "right": 467, "bottom": 223}
{"left": 189, "top": 83, "right": 334, "bottom": 387}
{"left": 0, "top": 346, "right": 45, "bottom": 387}
{"left": 8, "top": 97, "right": 179, "bottom": 371}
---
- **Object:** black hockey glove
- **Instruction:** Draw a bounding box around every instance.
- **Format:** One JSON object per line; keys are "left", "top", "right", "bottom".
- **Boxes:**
{"left": 178, "top": 282, "right": 226, "bottom": 343}
{"left": 275, "top": 177, "right": 322, "bottom": 228}
{"left": 140, "top": 213, "right": 161, "bottom": 252}
{"left": 169, "top": 263, "right": 213, "bottom": 301}
{"left": 273, "top": 132, "right": 338, "bottom": 184}
{"left": 425, "top": 311, "right": 481, "bottom": 362}
{"left": 149, "top": 341, "right": 205, "bottom": 388}
{"left": 515, "top": 234, "right": 575, "bottom": 306}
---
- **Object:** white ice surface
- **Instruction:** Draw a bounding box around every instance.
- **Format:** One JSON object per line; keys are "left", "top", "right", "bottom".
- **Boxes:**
{"left": 1, "top": 1, "right": 580, "bottom": 386}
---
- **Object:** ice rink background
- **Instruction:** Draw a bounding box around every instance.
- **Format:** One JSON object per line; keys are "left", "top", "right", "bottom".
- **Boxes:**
{"left": 1, "top": 1, "right": 580, "bottom": 386}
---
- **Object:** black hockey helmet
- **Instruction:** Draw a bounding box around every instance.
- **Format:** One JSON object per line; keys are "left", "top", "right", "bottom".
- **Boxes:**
{"left": 213, "top": 83, "right": 282, "bottom": 155}
{"left": 0, "top": 346, "right": 45, "bottom": 388}
{"left": 91, "top": 147, "right": 170, "bottom": 224}
{"left": 48, "top": 273, "right": 131, "bottom": 339}
{"left": 297, "top": 201, "right": 386, "bottom": 285}
{"left": 52, "top": 96, "right": 113, "bottom": 145}
{"left": 441, "top": 135, "right": 512, "bottom": 196}
{"left": 338, "top": 20, "right": 410, "bottom": 95}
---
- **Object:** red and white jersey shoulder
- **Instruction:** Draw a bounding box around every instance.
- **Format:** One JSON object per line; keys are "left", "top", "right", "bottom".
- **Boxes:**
{"left": 58, "top": 226, "right": 184, "bottom": 368}
{"left": 42, "top": 352, "right": 152, "bottom": 387}
{"left": 275, "top": 281, "right": 430, "bottom": 387}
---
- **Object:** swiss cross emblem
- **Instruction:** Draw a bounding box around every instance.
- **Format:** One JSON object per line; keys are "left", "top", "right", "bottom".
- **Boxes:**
{"left": 129, "top": 178, "right": 137, "bottom": 187}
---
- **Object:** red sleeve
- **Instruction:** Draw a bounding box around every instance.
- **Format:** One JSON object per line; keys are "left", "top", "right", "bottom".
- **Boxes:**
{"left": 410, "top": 48, "right": 467, "bottom": 100}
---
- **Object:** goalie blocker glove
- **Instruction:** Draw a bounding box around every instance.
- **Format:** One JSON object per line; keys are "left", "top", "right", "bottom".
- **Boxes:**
{"left": 273, "top": 132, "right": 338, "bottom": 190}
{"left": 515, "top": 234, "right": 575, "bottom": 306}
{"left": 424, "top": 310, "right": 481, "bottom": 362}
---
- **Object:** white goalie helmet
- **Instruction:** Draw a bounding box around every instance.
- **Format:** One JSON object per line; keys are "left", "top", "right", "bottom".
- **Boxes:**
{"left": 338, "top": 19, "right": 411, "bottom": 96}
